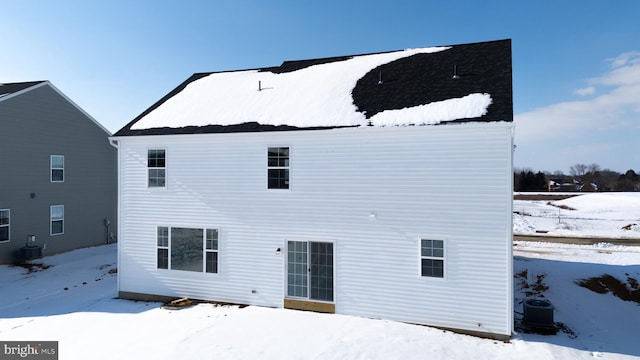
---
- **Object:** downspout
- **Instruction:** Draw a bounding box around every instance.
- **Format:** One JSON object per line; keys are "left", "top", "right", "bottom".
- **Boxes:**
{"left": 104, "top": 218, "right": 112, "bottom": 244}
{"left": 107, "top": 138, "right": 119, "bottom": 244}
{"left": 509, "top": 123, "right": 515, "bottom": 336}
{"left": 108, "top": 137, "right": 121, "bottom": 296}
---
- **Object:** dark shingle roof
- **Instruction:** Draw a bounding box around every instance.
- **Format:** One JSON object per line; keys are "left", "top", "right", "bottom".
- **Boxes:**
{"left": 0, "top": 81, "right": 46, "bottom": 98}
{"left": 115, "top": 39, "right": 512, "bottom": 136}
{"left": 352, "top": 39, "right": 512, "bottom": 122}
{"left": 262, "top": 55, "right": 354, "bottom": 74}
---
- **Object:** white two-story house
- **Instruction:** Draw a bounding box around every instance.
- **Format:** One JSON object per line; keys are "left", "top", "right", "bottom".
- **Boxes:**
{"left": 111, "top": 39, "right": 514, "bottom": 339}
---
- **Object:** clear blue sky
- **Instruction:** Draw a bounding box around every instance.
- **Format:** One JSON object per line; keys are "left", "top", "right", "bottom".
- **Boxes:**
{"left": 2, "top": 0, "right": 639, "bottom": 173}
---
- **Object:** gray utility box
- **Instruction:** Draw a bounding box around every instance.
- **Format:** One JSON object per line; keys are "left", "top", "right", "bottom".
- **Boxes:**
{"left": 20, "top": 246, "right": 43, "bottom": 260}
{"left": 523, "top": 298, "right": 554, "bottom": 328}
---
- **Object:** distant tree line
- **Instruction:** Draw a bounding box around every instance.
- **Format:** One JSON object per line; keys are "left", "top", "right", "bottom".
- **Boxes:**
{"left": 514, "top": 163, "right": 640, "bottom": 192}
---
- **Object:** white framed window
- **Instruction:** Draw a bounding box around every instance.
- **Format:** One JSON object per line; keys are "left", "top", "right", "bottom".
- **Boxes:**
{"left": 0, "top": 209, "right": 9, "bottom": 242}
{"left": 148, "top": 149, "right": 166, "bottom": 187}
{"left": 421, "top": 239, "right": 444, "bottom": 278}
{"left": 205, "top": 229, "right": 219, "bottom": 274}
{"left": 268, "top": 147, "right": 289, "bottom": 189}
{"left": 51, "top": 155, "right": 64, "bottom": 182}
{"left": 157, "top": 226, "right": 169, "bottom": 269}
{"left": 50, "top": 205, "right": 64, "bottom": 235}
{"left": 157, "top": 226, "right": 219, "bottom": 273}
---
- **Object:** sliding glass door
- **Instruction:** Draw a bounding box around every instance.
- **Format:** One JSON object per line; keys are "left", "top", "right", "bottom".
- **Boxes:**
{"left": 287, "top": 241, "right": 334, "bottom": 302}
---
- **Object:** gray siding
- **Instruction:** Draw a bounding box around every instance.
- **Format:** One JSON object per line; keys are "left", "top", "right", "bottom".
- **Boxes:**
{"left": 0, "top": 83, "right": 117, "bottom": 263}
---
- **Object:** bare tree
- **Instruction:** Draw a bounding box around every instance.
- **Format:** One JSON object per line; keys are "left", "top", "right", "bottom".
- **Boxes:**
{"left": 569, "top": 163, "right": 588, "bottom": 178}
{"left": 599, "top": 169, "right": 620, "bottom": 191}
{"left": 582, "top": 163, "right": 602, "bottom": 191}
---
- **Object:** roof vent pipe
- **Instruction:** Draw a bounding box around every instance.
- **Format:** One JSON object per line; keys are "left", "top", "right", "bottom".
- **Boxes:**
{"left": 258, "top": 80, "right": 262, "bottom": 91}
{"left": 378, "top": 70, "right": 383, "bottom": 85}
{"left": 452, "top": 65, "right": 460, "bottom": 80}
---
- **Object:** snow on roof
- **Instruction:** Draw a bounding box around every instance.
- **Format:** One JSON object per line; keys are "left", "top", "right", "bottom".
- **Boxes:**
{"left": 369, "top": 93, "right": 491, "bottom": 126}
{"left": 130, "top": 47, "right": 492, "bottom": 131}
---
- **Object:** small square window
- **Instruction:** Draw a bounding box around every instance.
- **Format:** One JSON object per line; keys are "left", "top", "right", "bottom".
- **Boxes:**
{"left": 421, "top": 258, "right": 444, "bottom": 278}
{"left": 421, "top": 239, "right": 444, "bottom": 278}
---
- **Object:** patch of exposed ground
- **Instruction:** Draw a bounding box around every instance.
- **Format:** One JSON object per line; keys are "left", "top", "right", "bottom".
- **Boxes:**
{"left": 547, "top": 202, "right": 576, "bottom": 211}
{"left": 576, "top": 273, "right": 640, "bottom": 304}
{"left": 513, "top": 194, "right": 577, "bottom": 201}
{"left": 14, "top": 263, "right": 51, "bottom": 273}
{"left": 162, "top": 298, "right": 249, "bottom": 310}
{"left": 515, "top": 270, "right": 549, "bottom": 297}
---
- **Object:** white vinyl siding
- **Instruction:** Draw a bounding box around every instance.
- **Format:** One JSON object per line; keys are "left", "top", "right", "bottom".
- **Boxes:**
{"left": 116, "top": 123, "right": 513, "bottom": 337}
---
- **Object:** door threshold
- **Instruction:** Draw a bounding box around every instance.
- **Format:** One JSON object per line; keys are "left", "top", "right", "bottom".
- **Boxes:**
{"left": 284, "top": 298, "right": 335, "bottom": 314}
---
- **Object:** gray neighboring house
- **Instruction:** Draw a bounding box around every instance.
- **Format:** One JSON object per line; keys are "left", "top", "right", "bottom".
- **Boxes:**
{"left": 0, "top": 81, "right": 117, "bottom": 264}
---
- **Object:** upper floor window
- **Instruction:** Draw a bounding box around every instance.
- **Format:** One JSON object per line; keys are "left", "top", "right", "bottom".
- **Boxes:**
{"left": 268, "top": 147, "right": 289, "bottom": 189}
{"left": 0, "top": 209, "right": 9, "bottom": 242}
{"left": 51, "top": 155, "right": 64, "bottom": 182}
{"left": 148, "top": 149, "right": 166, "bottom": 187}
{"left": 421, "top": 239, "right": 444, "bottom": 278}
{"left": 50, "top": 205, "right": 64, "bottom": 235}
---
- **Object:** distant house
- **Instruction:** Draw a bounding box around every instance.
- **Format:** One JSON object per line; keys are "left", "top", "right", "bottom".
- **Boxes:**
{"left": 548, "top": 178, "right": 597, "bottom": 192}
{"left": 112, "top": 39, "right": 514, "bottom": 339}
{"left": 0, "top": 81, "right": 117, "bottom": 263}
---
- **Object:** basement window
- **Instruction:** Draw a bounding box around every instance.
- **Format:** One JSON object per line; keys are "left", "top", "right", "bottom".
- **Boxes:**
{"left": 421, "top": 239, "right": 444, "bottom": 278}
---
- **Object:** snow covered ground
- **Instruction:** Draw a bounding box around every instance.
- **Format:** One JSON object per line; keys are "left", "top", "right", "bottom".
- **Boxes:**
{"left": 514, "top": 192, "right": 640, "bottom": 239}
{"left": 1, "top": 193, "right": 639, "bottom": 359}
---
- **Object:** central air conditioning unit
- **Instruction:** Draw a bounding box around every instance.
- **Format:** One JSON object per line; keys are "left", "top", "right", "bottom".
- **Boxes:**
{"left": 523, "top": 298, "right": 555, "bottom": 329}
{"left": 20, "top": 235, "right": 42, "bottom": 260}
